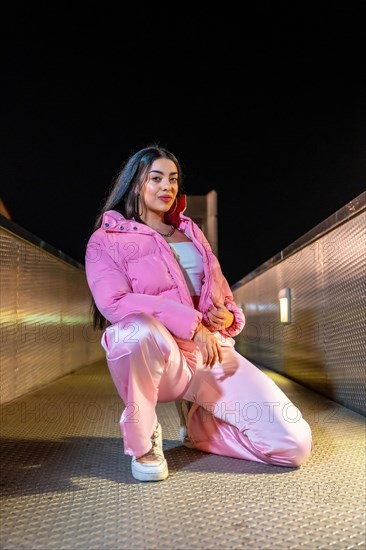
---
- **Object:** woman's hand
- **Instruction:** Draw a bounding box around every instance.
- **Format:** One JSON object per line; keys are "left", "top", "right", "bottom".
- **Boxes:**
{"left": 204, "top": 299, "right": 234, "bottom": 332}
{"left": 193, "top": 324, "right": 223, "bottom": 368}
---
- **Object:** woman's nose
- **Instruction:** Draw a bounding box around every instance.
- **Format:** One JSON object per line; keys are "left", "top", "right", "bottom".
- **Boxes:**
{"left": 161, "top": 178, "right": 172, "bottom": 190}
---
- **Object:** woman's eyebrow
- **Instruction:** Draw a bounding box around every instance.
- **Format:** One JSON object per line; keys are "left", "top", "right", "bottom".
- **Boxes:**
{"left": 149, "top": 170, "right": 178, "bottom": 176}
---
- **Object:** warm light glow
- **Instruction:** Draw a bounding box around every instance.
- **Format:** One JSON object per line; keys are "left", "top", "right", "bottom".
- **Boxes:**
{"left": 278, "top": 288, "right": 291, "bottom": 323}
{"left": 280, "top": 297, "right": 289, "bottom": 323}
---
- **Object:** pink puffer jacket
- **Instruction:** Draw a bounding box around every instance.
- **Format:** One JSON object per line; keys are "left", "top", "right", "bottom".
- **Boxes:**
{"left": 85, "top": 195, "right": 245, "bottom": 342}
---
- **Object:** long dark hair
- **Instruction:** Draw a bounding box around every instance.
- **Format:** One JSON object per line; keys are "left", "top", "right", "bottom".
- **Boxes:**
{"left": 89, "top": 144, "right": 184, "bottom": 331}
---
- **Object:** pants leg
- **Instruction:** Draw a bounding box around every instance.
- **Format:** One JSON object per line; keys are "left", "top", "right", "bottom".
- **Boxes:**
{"left": 182, "top": 343, "right": 313, "bottom": 468}
{"left": 102, "top": 313, "right": 193, "bottom": 457}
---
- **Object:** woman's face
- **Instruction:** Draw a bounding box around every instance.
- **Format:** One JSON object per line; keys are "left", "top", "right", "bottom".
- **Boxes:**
{"left": 140, "top": 158, "right": 179, "bottom": 216}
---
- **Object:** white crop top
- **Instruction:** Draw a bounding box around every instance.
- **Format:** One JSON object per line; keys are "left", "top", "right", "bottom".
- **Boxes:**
{"left": 169, "top": 242, "right": 204, "bottom": 296}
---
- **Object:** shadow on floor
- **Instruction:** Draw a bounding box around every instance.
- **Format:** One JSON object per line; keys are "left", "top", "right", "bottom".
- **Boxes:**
{"left": 0, "top": 434, "right": 301, "bottom": 498}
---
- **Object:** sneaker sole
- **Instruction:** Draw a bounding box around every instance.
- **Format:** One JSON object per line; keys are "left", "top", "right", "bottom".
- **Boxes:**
{"left": 131, "top": 463, "right": 169, "bottom": 482}
{"left": 183, "top": 438, "right": 196, "bottom": 449}
{"left": 179, "top": 425, "right": 196, "bottom": 449}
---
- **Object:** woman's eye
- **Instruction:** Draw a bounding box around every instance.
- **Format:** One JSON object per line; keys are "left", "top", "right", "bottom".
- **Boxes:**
{"left": 150, "top": 175, "right": 177, "bottom": 184}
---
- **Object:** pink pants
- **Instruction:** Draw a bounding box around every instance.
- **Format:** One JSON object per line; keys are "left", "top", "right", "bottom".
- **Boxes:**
{"left": 102, "top": 313, "right": 313, "bottom": 468}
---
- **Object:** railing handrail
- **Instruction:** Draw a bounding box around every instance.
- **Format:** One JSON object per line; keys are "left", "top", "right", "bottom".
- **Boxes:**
{"left": 0, "top": 214, "right": 85, "bottom": 270}
{"left": 232, "top": 190, "right": 366, "bottom": 289}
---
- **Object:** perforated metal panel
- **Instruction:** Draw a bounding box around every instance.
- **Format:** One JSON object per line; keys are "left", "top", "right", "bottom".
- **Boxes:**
{"left": 233, "top": 206, "right": 366, "bottom": 416}
{"left": 0, "top": 227, "right": 104, "bottom": 404}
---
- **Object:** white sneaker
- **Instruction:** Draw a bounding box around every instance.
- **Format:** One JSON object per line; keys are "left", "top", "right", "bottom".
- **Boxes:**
{"left": 131, "top": 423, "right": 169, "bottom": 482}
{"left": 175, "top": 399, "right": 197, "bottom": 449}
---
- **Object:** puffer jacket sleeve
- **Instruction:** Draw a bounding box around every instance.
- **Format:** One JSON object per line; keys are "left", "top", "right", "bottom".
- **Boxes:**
{"left": 190, "top": 221, "right": 245, "bottom": 339}
{"left": 219, "top": 274, "right": 246, "bottom": 338}
{"left": 85, "top": 232, "right": 203, "bottom": 341}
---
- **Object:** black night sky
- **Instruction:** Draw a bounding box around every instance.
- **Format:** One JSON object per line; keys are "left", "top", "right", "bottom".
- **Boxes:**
{"left": 1, "top": 4, "right": 365, "bottom": 286}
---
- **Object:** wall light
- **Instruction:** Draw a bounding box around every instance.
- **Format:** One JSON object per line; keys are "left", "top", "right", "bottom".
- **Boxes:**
{"left": 278, "top": 288, "right": 292, "bottom": 323}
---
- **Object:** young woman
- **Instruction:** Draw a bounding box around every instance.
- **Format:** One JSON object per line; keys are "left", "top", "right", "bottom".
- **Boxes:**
{"left": 85, "top": 145, "right": 313, "bottom": 482}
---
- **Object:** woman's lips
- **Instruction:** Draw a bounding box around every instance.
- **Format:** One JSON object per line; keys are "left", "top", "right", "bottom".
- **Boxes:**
{"left": 158, "top": 197, "right": 172, "bottom": 202}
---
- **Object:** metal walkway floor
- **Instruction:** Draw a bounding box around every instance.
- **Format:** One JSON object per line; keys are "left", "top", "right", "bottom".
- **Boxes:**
{"left": 1, "top": 360, "right": 365, "bottom": 550}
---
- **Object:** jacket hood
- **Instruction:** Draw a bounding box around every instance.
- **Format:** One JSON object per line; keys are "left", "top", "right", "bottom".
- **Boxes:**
{"left": 164, "top": 194, "right": 187, "bottom": 226}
